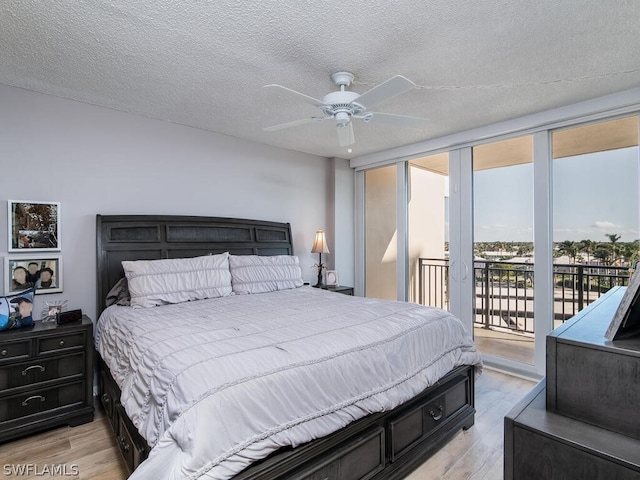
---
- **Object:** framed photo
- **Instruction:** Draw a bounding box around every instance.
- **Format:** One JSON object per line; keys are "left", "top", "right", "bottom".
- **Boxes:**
{"left": 8, "top": 200, "right": 61, "bottom": 252}
{"left": 41, "top": 300, "right": 68, "bottom": 322}
{"left": 4, "top": 256, "right": 63, "bottom": 295}
{"left": 605, "top": 267, "right": 640, "bottom": 340}
{"left": 326, "top": 270, "right": 339, "bottom": 286}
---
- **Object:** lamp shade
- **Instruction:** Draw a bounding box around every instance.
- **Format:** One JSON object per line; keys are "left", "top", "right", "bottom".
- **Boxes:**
{"left": 311, "top": 229, "right": 330, "bottom": 254}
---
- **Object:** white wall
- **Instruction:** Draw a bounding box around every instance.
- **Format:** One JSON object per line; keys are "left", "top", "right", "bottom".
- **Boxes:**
{"left": 0, "top": 85, "right": 351, "bottom": 320}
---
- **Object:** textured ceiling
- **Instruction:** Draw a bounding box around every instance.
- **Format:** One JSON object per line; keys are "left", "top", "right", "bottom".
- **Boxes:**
{"left": 2, "top": 0, "right": 640, "bottom": 160}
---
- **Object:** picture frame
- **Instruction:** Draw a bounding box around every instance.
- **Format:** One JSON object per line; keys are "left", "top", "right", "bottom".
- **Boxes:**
{"left": 41, "top": 299, "right": 68, "bottom": 322}
{"left": 4, "top": 255, "right": 63, "bottom": 295}
{"left": 326, "top": 270, "right": 339, "bottom": 286}
{"left": 605, "top": 267, "right": 640, "bottom": 340}
{"left": 8, "top": 200, "right": 61, "bottom": 252}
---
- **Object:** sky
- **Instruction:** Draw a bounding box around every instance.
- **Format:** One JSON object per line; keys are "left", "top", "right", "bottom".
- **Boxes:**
{"left": 473, "top": 146, "right": 639, "bottom": 243}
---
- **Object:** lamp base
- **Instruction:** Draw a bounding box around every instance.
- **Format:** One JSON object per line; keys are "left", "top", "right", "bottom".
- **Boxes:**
{"left": 314, "top": 269, "right": 324, "bottom": 288}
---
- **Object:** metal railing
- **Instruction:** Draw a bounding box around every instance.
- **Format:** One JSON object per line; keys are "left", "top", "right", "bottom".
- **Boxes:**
{"left": 418, "top": 258, "right": 632, "bottom": 334}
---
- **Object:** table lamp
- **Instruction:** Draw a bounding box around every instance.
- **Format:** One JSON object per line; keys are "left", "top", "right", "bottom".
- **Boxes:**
{"left": 311, "top": 229, "right": 330, "bottom": 287}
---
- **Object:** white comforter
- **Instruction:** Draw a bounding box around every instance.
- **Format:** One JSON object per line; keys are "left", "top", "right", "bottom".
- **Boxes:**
{"left": 95, "top": 286, "right": 482, "bottom": 480}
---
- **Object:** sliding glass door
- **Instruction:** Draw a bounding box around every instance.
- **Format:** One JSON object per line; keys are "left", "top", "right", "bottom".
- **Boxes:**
{"left": 408, "top": 153, "right": 449, "bottom": 307}
{"left": 359, "top": 113, "right": 640, "bottom": 378}
{"left": 472, "top": 135, "right": 535, "bottom": 365}
{"left": 552, "top": 116, "right": 639, "bottom": 325}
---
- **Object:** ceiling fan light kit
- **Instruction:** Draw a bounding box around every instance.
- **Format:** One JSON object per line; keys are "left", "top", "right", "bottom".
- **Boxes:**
{"left": 264, "top": 71, "right": 429, "bottom": 147}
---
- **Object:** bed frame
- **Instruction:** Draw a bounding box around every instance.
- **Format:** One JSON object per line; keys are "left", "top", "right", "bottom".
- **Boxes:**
{"left": 95, "top": 214, "right": 476, "bottom": 479}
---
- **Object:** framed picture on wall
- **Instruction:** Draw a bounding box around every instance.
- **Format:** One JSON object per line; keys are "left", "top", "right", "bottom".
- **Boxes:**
{"left": 8, "top": 200, "right": 61, "bottom": 252}
{"left": 4, "top": 255, "right": 63, "bottom": 295}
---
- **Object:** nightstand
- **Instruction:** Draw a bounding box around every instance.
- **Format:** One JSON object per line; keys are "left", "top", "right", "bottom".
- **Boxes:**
{"left": 0, "top": 315, "right": 94, "bottom": 443}
{"left": 320, "top": 285, "right": 354, "bottom": 296}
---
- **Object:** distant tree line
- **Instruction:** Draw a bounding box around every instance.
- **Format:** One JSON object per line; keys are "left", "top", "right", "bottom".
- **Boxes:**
{"left": 472, "top": 234, "right": 639, "bottom": 266}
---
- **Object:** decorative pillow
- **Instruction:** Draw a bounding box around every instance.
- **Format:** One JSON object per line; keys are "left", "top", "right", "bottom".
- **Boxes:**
{"left": 122, "top": 253, "right": 232, "bottom": 308}
{"left": 105, "top": 277, "right": 131, "bottom": 307}
{"left": 229, "top": 255, "right": 303, "bottom": 294}
{"left": 0, "top": 288, "right": 35, "bottom": 331}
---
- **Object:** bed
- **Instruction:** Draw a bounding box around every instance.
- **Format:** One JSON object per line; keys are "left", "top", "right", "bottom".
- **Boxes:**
{"left": 95, "top": 214, "right": 482, "bottom": 480}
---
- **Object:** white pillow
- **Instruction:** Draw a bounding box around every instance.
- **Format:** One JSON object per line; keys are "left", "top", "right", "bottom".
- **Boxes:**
{"left": 229, "top": 255, "right": 303, "bottom": 294}
{"left": 122, "top": 253, "right": 232, "bottom": 307}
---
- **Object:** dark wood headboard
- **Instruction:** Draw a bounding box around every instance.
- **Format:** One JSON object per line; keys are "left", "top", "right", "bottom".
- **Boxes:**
{"left": 96, "top": 215, "right": 293, "bottom": 313}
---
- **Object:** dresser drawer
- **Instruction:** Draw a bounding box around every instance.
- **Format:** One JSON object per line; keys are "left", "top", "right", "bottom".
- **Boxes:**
{"left": 116, "top": 405, "right": 148, "bottom": 473}
{"left": 0, "top": 317, "right": 94, "bottom": 443}
{"left": 0, "top": 340, "right": 31, "bottom": 363}
{"left": 37, "top": 331, "right": 85, "bottom": 355}
{"left": 0, "top": 381, "right": 86, "bottom": 423}
{"left": 291, "top": 427, "right": 385, "bottom": 480}
{"left": 0, "top": 353, "right": 85, "bottom": 391}
{"left": 99, "top": 370, "right": 119, "bottom": 430}
{"left": 389, "top": 374, "right": 470, "bottom": 461}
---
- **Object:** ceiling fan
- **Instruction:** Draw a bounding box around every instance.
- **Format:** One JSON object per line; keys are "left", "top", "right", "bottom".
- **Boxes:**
{"left": 264, "top": 72, "right": 429, "bottom": 147}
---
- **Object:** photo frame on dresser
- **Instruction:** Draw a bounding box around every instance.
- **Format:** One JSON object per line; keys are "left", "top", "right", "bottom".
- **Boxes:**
{"left": 325, "top": 270, "right": 339, "bottom": 286}
{"left": 7, "top": 200, "right": 61, "bottom": 252}
{"left": 4, "top": 255, "right": 63, "bottom": 295}
{"left": 41, "top": 300, "right": 68, "bottom": 322}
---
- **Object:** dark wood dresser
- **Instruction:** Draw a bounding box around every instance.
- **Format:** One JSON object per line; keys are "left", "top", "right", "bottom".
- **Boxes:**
{"left": 504, "top": 287, "right": 640, "bottom": 479}
{"left": 0, "top": 316, "right": 94, "bottom": 443}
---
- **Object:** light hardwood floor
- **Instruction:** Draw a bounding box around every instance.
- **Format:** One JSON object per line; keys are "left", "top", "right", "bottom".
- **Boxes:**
{"left": 474, "top": 327, "right": 535, "bottom": 365}
{"left": 0, "top": 369, "right": 535, "bottom": 480}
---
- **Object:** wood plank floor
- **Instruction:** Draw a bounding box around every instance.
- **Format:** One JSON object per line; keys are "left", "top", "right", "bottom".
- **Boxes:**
{"left": 0, "top": 369, "right": 535, "bottom": 480}
{"left": 474, "top": 327, "right": 535, "bottom": 365}
{"left": 406, "top": 369, "right": 535, "bottom": 480}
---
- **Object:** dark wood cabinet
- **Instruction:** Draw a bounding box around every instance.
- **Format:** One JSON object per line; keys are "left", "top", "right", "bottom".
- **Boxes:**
{"left": 504, "top": 288, "right": 640, "bottom": 479}
{"left": 0, "top": 316, "right": 94, "bottom": 443}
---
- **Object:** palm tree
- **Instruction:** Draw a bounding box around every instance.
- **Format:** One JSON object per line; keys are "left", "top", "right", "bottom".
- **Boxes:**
{"left": 557, "top": 240, "right": 579, "bottom": 264}
{"left": 517, "top": 243, "right": 533, "bottom": 256}
{"left": 606, "top": 233, "right": 622, "bottom": 265}
{"left": 593, "top": 245, "right": 612, "bottom": 265}
{"left": 578, "top": 239, "right": 595, "bottom": 264}
{"left": 621, "top": 240, "right": 640, "bottom": 266}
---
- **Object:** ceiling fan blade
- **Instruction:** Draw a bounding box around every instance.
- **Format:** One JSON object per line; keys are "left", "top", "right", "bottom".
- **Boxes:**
{"left": 264, "top": 117, "right": 317, "bottom": 132}
{"left": 264, "top": 84, "right": 326, "bottom": 107}
{"left": 366, "top": 112, "right": 429, "bottom": 129}
{"left": 337, "top": 122, "right": 355, "bottom": 147}
{"left": 354, "top": 75, "right": 416, "bottom": 109}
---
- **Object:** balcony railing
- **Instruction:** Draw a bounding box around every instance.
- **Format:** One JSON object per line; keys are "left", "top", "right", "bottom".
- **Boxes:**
{"left": 418, "top": 258, "right": 632, "bottom": 334}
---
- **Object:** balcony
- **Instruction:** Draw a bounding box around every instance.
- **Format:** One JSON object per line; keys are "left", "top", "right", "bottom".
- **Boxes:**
{"left": 418, "top": 258, "right": 632, "bottom": 362}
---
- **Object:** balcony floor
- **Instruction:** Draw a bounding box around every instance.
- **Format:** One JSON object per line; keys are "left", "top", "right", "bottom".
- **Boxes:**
{"left": 474, "top": 326, "right": 535, "bottom": 365}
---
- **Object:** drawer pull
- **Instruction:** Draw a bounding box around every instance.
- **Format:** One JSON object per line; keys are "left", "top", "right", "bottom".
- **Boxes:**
{"left": 429, "top": 405, "right": 443, "bottom": 421}
{"left": 22, "top": 364, "right": 46, "bottom": 376}
{"left": 1, "top": 349, "right": 7, "bottom": 356}
{"left": 102, "top": 393, "right": 111, "bottom": 405}
{"left": 59, "top": 340, "right": 65, "bottom": 347}
{"left": 117, "top": 435, "right": 131, "bottom": 453}
{"left": 22, "top": 395, "right": 46, "bottom": 407}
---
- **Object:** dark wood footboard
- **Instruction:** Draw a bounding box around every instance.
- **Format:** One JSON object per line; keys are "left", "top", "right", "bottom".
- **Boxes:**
{"left": 97, "top": 354, "right": 475, "bottom": 479}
